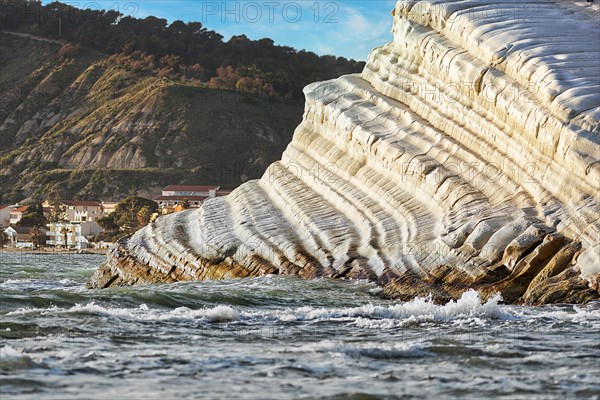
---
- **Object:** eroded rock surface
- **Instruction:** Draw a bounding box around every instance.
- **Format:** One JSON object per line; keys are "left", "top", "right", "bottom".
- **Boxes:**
{"left": 89, "top": 0, "right": 600, "bottom": 304}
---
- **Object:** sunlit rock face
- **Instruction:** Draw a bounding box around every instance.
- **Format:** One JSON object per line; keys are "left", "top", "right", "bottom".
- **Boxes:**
{"left": 89, "top": 0, "right": 600, "bottom": 304}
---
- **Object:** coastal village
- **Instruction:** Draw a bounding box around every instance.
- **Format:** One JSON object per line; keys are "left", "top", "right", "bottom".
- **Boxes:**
{"left": 0, "top": 185, "right": 231, "bottom": 251}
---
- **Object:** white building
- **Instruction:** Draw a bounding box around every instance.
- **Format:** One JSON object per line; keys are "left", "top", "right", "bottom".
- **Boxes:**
{"left": 46, "top": 222, "right": 92, "bottom": 250}
{"left": 63, "top": 200, "right": 103, "bottom": 223}
{"left": 42, "top": 200, "right": 103, "bottom": 235}
{"left": 8, "top": 205, "right": 29, "bottom": 225}
{"left": 4, "top": 226, "right": 17, "bottom": 246}
{"left": 153, "top": 185, "right": 231, "bottom": 213}
{"left": 161, "top": 185, "right": 220, "bottom": 198}
{"left": 0, "top": 205, "right": 15, "bottom": 228}
{"left": 3, "top": 226, "right": 33, "bottom": 248}
{"left": 101, "top": 201, "right": 119, "bottom": 216}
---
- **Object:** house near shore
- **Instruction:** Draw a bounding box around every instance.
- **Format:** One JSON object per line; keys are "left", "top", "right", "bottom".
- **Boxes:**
{"left": 153, "top": 185, "right": 231, "bottom": 214}
{"left": 42, "top": 200, "right": 104, "bottom": 236}
{"left": 9, "top": 205, "right": 29, "bottom": 225}
{"left": 3, "top": 226, "right": 33, "bottom": 248}
{"left": 46, "top": 222, "right": 90, "bottom": 250}
{"left": 0, "top": 199, "right": 119, "bottom": 249}
{"left": 41, "top": 199, "right": 111, "bottom": 248}
{"left": 0, "top": 205, "right": 15, "bottom": 228}
{"left": 42, "top": 200, "right": 104, "bottom": 223}
{"left": 3, "top": 226, "right": 17, "bottom": 246}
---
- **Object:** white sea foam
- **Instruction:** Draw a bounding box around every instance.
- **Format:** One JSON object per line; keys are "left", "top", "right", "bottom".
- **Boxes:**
{"left": 513, "top": 304, "right": 600, "bottom": 323}
{"left": 0, "top": 278, "right": 33, "bottom": 287}
{"left": 0, "top": 345, "right": 42, "bottom": 370}
{"left": 167, "top": 305, "right": 237, "bottom": 322}
{"left": 203, "top": 305, "right": 237, "bottom": 322}
{"left": 6, "top": 305, "right": 60, "bottom": 316}
{"left": 5, "top": 291, "right": 598, "bottom": 330}
{"left": 287, "top": 340, "right": 428, "bottom": 359}
{"left": 0, "top": 345, "right": 26, "bottom": 359}
{"left": 354, "top": 317, "right": 396, "bottom": 329}
{"left": 65, "top": 302, "right": 238, "bottom": 323}
{"left": 1, "top": 277, "right": 79, "bottom": 290}
{"left": 264, "top": 290, "right": 511, "bottom": 326}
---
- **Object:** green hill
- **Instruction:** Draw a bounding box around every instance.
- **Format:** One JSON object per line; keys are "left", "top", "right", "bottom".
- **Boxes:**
{"left": 0, "top": 32, "right": 305, "bottom": 202}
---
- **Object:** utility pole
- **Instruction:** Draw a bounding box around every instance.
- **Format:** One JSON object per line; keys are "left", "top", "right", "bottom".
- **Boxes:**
{"left": 59, "top": 17, "right": 62, "bottom": 37}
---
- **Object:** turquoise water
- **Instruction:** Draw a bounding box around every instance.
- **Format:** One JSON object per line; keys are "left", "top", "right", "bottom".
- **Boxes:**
{"left": 1, "top": 252, "right": 599, "bottom": 399}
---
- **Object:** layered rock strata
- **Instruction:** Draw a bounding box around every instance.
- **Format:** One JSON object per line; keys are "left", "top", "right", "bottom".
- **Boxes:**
{"left": 89, "top": 0, "right": 600, "bottom": 304}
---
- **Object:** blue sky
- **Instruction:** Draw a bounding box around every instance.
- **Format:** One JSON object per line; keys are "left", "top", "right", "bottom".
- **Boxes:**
{"left": 43, "top": 1, "right": 396, "bottom": 60}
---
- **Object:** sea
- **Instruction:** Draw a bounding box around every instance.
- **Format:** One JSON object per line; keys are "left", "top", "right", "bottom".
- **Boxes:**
{"left": 0, "top": 252, "right": 599, "bottom": 399}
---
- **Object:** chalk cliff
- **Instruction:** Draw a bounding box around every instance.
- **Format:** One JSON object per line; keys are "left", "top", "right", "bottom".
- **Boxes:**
{"left": 89, "top": 0, "right": 600, "bottom": 304}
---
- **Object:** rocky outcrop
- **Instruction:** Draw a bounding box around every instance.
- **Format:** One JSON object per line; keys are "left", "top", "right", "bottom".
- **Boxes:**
{"left": 89, "top": 0, "right": 600, "bottom": 304}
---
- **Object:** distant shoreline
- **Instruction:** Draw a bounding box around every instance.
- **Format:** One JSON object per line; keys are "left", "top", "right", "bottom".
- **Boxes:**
{"left": 0, "top": 247, "right": 108, "bottom": 255}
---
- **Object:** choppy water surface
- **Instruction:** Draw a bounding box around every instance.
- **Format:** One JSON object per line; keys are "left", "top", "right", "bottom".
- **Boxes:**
{"left": 0, "top": 252, "right": 599, "bottom": 399}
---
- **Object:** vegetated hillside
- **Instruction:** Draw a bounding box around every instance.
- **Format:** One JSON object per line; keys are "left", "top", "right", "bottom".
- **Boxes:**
{"left": 0, "top": 32, "right": 305, "bottom": 203}
{"left": 0, "top": 0, "right": 366, "bottom": 99}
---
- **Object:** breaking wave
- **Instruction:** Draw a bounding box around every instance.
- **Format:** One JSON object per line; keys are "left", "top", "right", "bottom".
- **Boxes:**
{"left": 0, "top": 345, "right": 45, "bottom": 371}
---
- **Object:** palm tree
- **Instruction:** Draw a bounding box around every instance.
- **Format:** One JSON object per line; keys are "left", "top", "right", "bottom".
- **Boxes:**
{"left": 60, "top": 227, "right": 69, "bottom": 249}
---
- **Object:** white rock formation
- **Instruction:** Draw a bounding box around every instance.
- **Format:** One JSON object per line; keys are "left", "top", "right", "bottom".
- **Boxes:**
{"left": 89, "top": 0, "right": 600, "bottom": 304}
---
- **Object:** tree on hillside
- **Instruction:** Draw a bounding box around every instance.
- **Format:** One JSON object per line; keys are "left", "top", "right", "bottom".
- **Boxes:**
{"left": 208, "top": 66, "right": 240, "bottom": 90}
{"left": 160, "top": 54, "right": 181, "bottom": 68}
{"left": 47, "top": 199, "right": 67, "bottom": 222}
{"left": 17, "top": 212, "right": 47, "bottom": 228}
{"left": 32, "top": 203, "right": 44, "bottom": 215}
{"left": 137, "top": 206, "right": 153, "bottom": 227}
{"left": 109, "top": 196, "right": 158, "bottom": 234}
{"left": 17, "top": 203, "right": 46, "bottom": 227}
{"left": 97, "top": 215, "right": 119, "bottom": 232}
{"left": 58, "top": 43, "right": 80, "bottom": 61}
{"left": 0, "top": 0, "right": 365, "bottom": 99}
{"left": 185, "top": 63, "right": 205, "bottom": 81}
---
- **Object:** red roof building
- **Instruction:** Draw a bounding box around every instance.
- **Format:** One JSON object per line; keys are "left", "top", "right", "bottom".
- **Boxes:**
{"left": 60, "top": 200, "right": 101, "bottom": 207}
{"left": 153, "top": 196, "right": 208, "bottom": 202}
{"left": 9, "top": 205, "right": 29, "bottom": 225}
{"left": 154, "top": 185, "right": 230, "bottom": 214}
{"left": 162, "top": 185, "right": 220, "bottom": 193}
